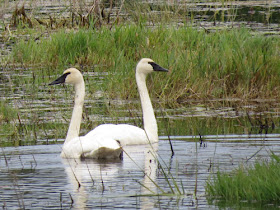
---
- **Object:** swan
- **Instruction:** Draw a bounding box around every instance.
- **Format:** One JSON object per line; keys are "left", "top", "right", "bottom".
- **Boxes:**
{"left": 49, "top": 68, "right": 122, "bottom": 159}
{"left": 49, "top": 58, "right": 168, "bottom": 159}
{"left": 87, "top": 58, "right": 168, "bottom": 145}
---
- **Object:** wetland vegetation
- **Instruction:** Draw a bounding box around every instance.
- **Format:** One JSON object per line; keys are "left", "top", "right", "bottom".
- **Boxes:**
{"left": 0, "top": 0, "right": 280, "bottom": 209}
{"left": 10, "top": 25, "right": 280, "bottom": 102}
{"left": 206, "top": 152, "right": 280, "bottom": 205}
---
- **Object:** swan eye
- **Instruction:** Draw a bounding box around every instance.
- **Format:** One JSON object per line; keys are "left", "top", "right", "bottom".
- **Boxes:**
{"left": 49, "top": 72, "right": 71, "bottom": 85}
{"left": 148, "top": 62, "right": 168, "bottom": 72}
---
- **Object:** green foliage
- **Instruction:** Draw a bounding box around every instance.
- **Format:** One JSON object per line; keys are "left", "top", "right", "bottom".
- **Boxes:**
{"left": 0, "top": 101, "right": 17, "bottom": 124}
{"left": 206, "top": 153, "right": 280, "bottom": 204}
{"left": 10, "top": 25, "right": 280, "bottom": 103}
{"left": 0, "top": 101, "right": 19, "bottom": 146}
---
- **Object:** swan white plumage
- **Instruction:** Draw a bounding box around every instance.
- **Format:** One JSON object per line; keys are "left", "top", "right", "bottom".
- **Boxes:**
{"left": 49, "top": 58, "right": 168, "bottom": 159}
{"left": 87, "top": 58, "right": 168, "bottom": 145}
{"left": 49, "top": 68, "right": 122, "bottom": 159}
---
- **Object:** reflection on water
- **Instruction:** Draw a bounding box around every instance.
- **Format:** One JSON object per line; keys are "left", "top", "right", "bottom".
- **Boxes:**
{"left": 1, "top": 135, "right": 279, "bottom": 209}
{"left": 62, "top": 143, "right": 158, "bottom": 209}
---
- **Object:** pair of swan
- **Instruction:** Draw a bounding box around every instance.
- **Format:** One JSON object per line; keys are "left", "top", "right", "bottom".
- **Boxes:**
{"left": 49, "top": 58, "right": 168, "bottom": 159}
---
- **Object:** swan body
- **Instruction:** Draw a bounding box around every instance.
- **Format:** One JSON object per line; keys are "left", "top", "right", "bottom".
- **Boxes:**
{"left": 87, "top": 124, "right": 147, "bottom": 146}
{"left": 87, "top": 58, "right": 168, "bottom": 146}
{"left": 49, "top": 58, "right": 168, "bottom": 159}
{"left": 61, "top": 133, "right": 121, "bottom": 159}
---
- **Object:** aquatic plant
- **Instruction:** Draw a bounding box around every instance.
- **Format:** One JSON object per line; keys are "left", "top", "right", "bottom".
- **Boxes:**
{"left": 0, "top": 101, "right": 17, "bottom": 124}
{"left": 206, "top": 152, "right": 280, "bottom": 204}
{"left": 6, "top": 0, "right": 247, "bottom": 30}
{"left": 3, "top": 3, "right": 280, "bottom": 146}
{"left": 10, "top": 25, "right": 280, "bottom": 103}
{"left": 0, "top": 101, "right": 21, "bottom": 146}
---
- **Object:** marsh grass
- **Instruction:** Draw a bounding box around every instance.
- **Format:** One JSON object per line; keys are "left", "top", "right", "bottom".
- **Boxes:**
{"left": 0, "top": 65, "right": 71, "bottom": 146}
{"left": 0, "top": 100, "right": 17, "bottom": 123}
{"left": 1, "top": 63, "right": 278, "bottom": 146}
{"left": 0, "top": 101, "right": 23, "bottom": 146}
{"left": 2, "top": 2, "right": 280, "bottom": 146}
{"left": 206, "top": 152, "right": 280, "bottom": 205}
{"left": 10, "top": 25, "right": 280, "bottom": 104}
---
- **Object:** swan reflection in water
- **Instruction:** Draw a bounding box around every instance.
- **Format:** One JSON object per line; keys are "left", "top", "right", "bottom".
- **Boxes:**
{"left": 61, "top": 143, "right": 159, "bottom": 209}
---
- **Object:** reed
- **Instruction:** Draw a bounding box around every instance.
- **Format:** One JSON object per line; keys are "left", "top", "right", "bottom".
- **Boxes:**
{"left": 206, "top": 152, "right": 280, "bottom": 204}
{"left": 0, "top": 101, "right": 17, "bottom": 123}
{"left": 0, "top": 101, "right": 20, "bottom": 145}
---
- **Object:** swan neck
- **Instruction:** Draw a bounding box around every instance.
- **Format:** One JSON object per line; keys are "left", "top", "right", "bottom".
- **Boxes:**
{"left": 65, "top": 79, "right": 85, "bottom": 143}
{"left": 136, "top": 71, "right": 158, "bottom": 142}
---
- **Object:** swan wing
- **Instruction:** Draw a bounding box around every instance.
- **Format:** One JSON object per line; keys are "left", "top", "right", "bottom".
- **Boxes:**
{"left": 87, "top": 124, "right": 149, "bottom": 146}
{"left": 61, "top": 134, "right": 122, "bottom": 159}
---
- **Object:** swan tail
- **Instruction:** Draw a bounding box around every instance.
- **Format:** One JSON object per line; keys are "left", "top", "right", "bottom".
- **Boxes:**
{"left": 83, "top": 146, "right": 123, "bottom": 160}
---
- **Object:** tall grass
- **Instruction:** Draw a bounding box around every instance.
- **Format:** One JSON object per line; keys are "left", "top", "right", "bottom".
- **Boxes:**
{"left": 0, "top": 100, "right": 17, "bottom": 123}
{"left": 206, "top": 152, "right": 280, "bottom": 205}
{"left": 0, "top": 101, "right": 20, "bottom": 146}
{"left": 10, "top": 25, "right": 280, "bottom": 104}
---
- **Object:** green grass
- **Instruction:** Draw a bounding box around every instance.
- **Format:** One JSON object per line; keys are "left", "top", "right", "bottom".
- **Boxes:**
{"left": 206, "top": 152, "right": 280, "bottom": 205}
{"left": 0, "top": 101, "right": 21, "bottom": 146}
{"left": 10, "top": 25, "right": 280, "bottom": 104}
{"left": 0, "top": 101, "right": 18, "bottom": 124}
{"left": 2, "top": 24, "right": 279, "bottom": 146}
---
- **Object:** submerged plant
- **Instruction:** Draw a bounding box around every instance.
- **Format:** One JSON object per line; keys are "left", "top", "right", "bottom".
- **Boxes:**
{"left": 206, "top": 152, "right": 280, "bottom": 205}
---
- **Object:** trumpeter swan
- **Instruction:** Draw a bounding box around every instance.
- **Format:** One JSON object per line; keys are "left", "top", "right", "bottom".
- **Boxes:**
{"left": 87, "top": 58, "right": 168, "bottom": 145}
{"left": 49, "top": 68, "right": 122, "bottom": 159}
{"left": 49, "top": 58, "right": 168, "bottom": 159}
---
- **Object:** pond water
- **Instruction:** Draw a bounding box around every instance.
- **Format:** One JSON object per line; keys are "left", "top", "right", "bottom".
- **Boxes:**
{"left": 1, "top": 134, "right": 280, "bottom": 209}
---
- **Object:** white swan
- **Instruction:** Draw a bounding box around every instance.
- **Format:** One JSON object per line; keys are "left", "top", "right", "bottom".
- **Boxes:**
{"left": 49, "top": 68, "right": 122, "bottom": 159}
{"left": 49, "top": 58, "right": 168, "bottom": 159}
{"left": 87, "top": 58, "right": 168, "bottom": 145}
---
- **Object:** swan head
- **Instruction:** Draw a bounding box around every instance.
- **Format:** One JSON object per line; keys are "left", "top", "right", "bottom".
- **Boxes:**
{"left": 136, "top": 58, "right": 168, "bottom": 75}
{"left": 49, "top": 68, "right": 83, "bottom": 85}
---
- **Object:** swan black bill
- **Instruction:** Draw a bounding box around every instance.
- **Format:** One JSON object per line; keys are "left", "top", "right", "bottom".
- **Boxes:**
{"left": 148, "top": 62, "right": 168, "bottom": 72}
{"left": 49, "top": 72, "right": 70, "bottom": 85}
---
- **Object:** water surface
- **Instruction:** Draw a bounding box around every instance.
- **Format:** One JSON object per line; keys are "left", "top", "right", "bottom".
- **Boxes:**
{"left": 1, "top": 134, "right": 279, "bottom": 209}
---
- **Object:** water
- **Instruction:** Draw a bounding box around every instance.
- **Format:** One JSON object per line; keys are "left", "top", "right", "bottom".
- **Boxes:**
{"left": 1, "top": 135, "right": 279, "bottom": 209}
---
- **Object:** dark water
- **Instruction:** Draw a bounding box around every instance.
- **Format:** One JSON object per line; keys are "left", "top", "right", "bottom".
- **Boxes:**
{"left": 1, "top": 135, "right": 280, "bottom": 209}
